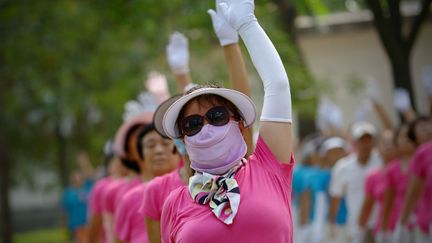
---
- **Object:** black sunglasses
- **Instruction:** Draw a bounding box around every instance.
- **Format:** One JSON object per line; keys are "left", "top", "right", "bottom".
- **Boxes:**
{"left": 180, "top": 106, "right": 231, "bottom": 137}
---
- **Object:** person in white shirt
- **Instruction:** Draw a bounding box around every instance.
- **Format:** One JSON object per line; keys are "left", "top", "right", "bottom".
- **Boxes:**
{"left": 329, "top": 121, "right": 382, "bottom": 243}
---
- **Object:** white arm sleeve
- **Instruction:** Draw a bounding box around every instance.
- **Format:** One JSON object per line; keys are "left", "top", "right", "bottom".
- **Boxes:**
{"left": 239, "top": 21, "right": 292, "bottom": 123}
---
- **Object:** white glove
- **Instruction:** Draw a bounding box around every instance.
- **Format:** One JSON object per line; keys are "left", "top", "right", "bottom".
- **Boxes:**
{"left": 219, "top": 0, "right": 292, "bottom": 123}
{"left": 166, "top": 32, "right": 190, "bottom": 75}
{"left": 145, "top": 71, "right": 170, "bottom": 105}
{"left": 208, "top": 0, "right": 238, "bottom": 46}
{"left": 123, "top": 100, "right": 144, "bottom": 121}
{"left": 393, "top": 88, "right": 412, "bottom": 112}
{"left": 365, "top": 77, "right": 381, "bottom": 102}
{"left": 218, "top": 0, "right": 257, "bottom": 32}
{"left": 327, "top": 104, "right": 343, "bottom": 130}
{"left": 355, "top": 99, "right": 372, "bottom": 122}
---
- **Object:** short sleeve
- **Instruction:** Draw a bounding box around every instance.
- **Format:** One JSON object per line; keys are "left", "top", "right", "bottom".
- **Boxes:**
{"left": 141, "top": 180, "right": 162, "bottom": 220}
{"left": 385, "top": 162, "right": 397, "bottom": 189}
{"left": 161, "top": 188, "right": 183, "bottom": 243}
{"left": 410, "top": 144, "right": 432, "bottom": 179}
{"left": 88, "top": 179, "right": 106, "bottom": 215}
{"left": 251, "top": 135, "right": 294, "bottom": 179}
{"left": 115, "top": 190, "right": 134, "bottom": 241}
{"left": 364, "top": 172, "right": 377, "bottom": 196}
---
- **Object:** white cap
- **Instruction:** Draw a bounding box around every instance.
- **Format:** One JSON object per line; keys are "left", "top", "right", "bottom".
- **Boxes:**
{"left": 319, "top": 137, "right": 348, "bottom": 156}
{"left": 161, "top": 87, "right": 256, "bottom": 139}
{"left": 350, "top": 121, "right": 377, "bottom": 141}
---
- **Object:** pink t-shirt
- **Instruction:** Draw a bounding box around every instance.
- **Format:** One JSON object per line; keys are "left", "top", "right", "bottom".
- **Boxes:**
{"left": 101, "top": 177, "right": 142, "bottom": 215}
{"left": 115, "top": 184, "right": 148, "bottom": 243}
{"left": 385, "top": 159, "right": 411, "bottom": 231}
{"left": 101, "top": 178, "right": 125, "bottom": 214}
{"left": 140, "top": 170, "right": 184, "bottom": 220}
{"left": 161, "top": 136, "right": 294, "bottom": 243}
{"left": 409, "top": 141, "right": 432, "bottom": 234}
{"left": 114, "top": 177, "right": 142, "bottom": 213}
{"left": 364, "top": 168, "right": 387, "bottom": 234}
{"left": 89, "top": 177, "right": 112, "bottom": 216}
{"left": 88, "top": 176, "right": 112, "bottom": 243}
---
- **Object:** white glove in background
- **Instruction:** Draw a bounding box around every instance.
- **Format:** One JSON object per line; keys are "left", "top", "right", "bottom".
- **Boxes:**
{"left": 145, "top": 71, "right": 170, "bottom": 105}
{"left": 365, "top": 77, "right": 381, "bottom": 102}
{"left": 316, "top": 98, "right": 344, "bottom": 132}
{"left": 208, "top": 0, "right": 238, "bottom": 46}
{"left": 166, "top": 32, "right": 190, "bottom": 75}
{"left": 393, "top": 88, "right": 412, "bottom": 113}
{"left": 354, "top": 99, "right": 372, "bottom": 122}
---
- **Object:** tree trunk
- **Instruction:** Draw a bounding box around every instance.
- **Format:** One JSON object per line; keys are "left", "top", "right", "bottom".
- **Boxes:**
{"left": 390, "top": 49, "right": 416, "bottom": 109}
{"left": 0, "top": 144, "right": 12, "bottom": 243}
{"left": 0, "top": 52, "right": 13, "bottom": 243}
{"left": 0, "top": 97, "right": 12, "bottom": 243}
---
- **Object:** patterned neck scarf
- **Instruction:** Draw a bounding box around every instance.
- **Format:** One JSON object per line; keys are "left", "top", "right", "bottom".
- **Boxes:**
{"left": 188, "top": 159, "right": 246, "bottom": 225}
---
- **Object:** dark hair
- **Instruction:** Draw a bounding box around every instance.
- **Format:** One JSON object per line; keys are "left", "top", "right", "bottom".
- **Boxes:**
{"left": 176, "top": 84, "right": 243, "bottom": 137}
{"left": 136, "top": 123, "right": 155, "bottom": 161}
{"left": 121, "top": 158, "right": 140, "bottom": 173}
{"left": 123, "top": 124, "right": 142, "bottom": 155}
{"left": 407, "top": 116, "right": 430, "bottom": 145}
{"left": 120, "top": 124, "right": 145, "bottom": 173}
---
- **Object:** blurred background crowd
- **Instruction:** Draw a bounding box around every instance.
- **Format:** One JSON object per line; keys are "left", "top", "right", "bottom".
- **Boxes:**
{"left": 0, "top": 0, "right": 431, "bottom": 242}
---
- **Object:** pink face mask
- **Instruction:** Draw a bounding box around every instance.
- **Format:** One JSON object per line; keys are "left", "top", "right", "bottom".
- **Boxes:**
{"left": 185, "top": 121, "right": 247, "bottom": 175}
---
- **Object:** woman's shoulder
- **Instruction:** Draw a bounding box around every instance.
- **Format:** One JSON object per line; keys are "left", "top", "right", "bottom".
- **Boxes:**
{"left": 165, "top": 185, "right": 189, "bottom": 206}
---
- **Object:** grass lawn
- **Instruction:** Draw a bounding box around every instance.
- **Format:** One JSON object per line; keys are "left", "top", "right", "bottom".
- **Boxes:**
{"left": 14, "top": 228, "right": 70, "bottom": 243}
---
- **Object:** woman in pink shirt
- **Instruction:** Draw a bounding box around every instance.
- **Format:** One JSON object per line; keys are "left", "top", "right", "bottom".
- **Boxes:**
{"left": 88, "top": 142, "right": 129, "bottom": 243}
{"left": 380, "top": 125, "right": 416, "bottom": 236}
{"left": 157, "top": 1, "right": 295, "bottom": 242}
{"left": 115, "top": 123, "right": 180, "bottom": 243}
{"left": 358, "top": 130, "right": 398, "bottom": 241}
{"left": 102, "top": 113, "right": 154, "bottom": 243}
{"left": 400, "top": 116, "right": 432, "bottom": 241}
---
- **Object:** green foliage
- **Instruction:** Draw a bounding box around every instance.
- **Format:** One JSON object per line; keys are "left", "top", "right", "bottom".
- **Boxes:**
{"left": 1, "top": 0, "right": 317, "bottom": 188}
{"left": 14, "top": 228, "right": 68, "bottom": 243}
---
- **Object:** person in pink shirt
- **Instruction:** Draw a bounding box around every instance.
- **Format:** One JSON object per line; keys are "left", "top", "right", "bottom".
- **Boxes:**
{"left": 400, "top": 116, "right": 432, "bottom": 242}
{"left": 380, "top": 125, "right": 416, "bottom": 237}
{"left": 88, "top": 140, "right": 128, "bottom": 243}
{"left": 157, "top": 0, "right": 295, "bottom": 242}
{"left": 115, "top": 123, "right": 180, "bottom": 243}
{"left": 101, "top": 114, "right": 154, "bottom": 243}
{"left": 141, "top": 95, "right": 193, "bottom": 243}
{"left": 358, "top": 130, "right": 398, "bottom": 241}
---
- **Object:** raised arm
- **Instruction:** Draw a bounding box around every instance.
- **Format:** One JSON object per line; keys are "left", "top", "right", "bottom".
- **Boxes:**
{"left": 166, "top": 32, "right": 193, "bottom": 93}
{"left": 220, "top": 0, "right": 292, "bottom": 163}
{"left": 368, "top": 99, "right": 394, "bottom": 131}
{"left": 208, "top": 1, "right": 253, "bottom": 155}
{"left": 393, "top": 88, "right": 416, "bottom": 123}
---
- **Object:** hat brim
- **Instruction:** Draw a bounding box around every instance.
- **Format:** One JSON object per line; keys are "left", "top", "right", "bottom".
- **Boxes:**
{"left": 162, "top": 88, "right": 256, "bottom": 139}
{"left": 113, "top": 112, "right": 153, "bottom": 158}
{"left": 153, "top": 94, "right": 182, "bottom": 138}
